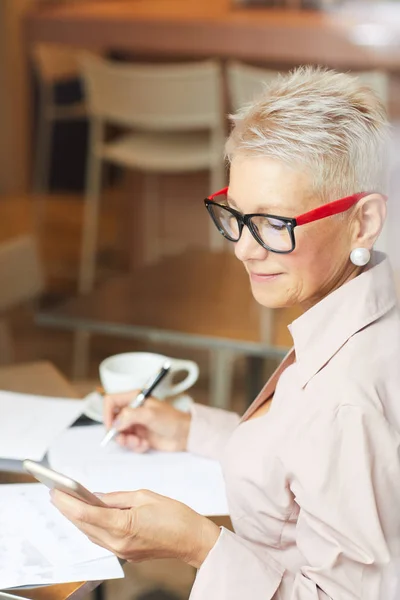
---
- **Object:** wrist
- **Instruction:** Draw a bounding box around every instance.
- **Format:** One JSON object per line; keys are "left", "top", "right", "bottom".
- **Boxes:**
{"left": 187, "top": 517, "right": 220, "bottom": 569}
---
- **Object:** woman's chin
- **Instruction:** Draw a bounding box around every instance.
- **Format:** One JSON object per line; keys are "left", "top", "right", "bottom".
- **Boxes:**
{"left": 249, "top": 284, "right": 290, "bottom": 309}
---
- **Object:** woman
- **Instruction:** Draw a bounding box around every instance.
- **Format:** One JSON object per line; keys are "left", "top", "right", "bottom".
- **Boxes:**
{"left": 52, "top": 67, "right": 400, "bottom": 599}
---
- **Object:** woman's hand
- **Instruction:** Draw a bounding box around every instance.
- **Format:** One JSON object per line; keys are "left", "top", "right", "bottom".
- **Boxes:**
{"left": 51, "top": 489, "right": 220, "bottom": 568}
{"left": 103, "top": 394, "right": 191, "bottom": 453}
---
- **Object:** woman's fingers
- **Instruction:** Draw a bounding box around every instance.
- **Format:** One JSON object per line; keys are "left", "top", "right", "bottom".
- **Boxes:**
{"left": 51, "top": 489, "right": 106, "bottom": 524}
{"left": 103, "top": 396, "right": 188, "bottom": 453}
{"left": 51, "top": 490, "right": 136, "bottom": 556}
{"left": 104, "top": 395, "right": 160, "bottom": 431}
{"left": 123, "top": 435, "right": 150, "bottom": 453}
{"left": 99, "top": 489, "right": 157, "bottom": 509}
{"left": 51, "top": 488, "right": 215, "bottom": 566}
{"left": 103, "top": 391, "right": 139, "bottom": 428}
{"left": 114, "top": 405, "right": 154, "bottom": 432}
{"left": 115, "top": 432, "right": 150, "bottom": 453}
{"left": 51, "top": 489, "right": 131, "bottom": 530}
{"left": 51, "top": 487, "right": 155, "bottom": 514}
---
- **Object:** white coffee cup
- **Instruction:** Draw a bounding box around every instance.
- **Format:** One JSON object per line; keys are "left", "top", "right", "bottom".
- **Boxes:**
{"left": 99, "top": 352, "right": 199, "bottom": 398}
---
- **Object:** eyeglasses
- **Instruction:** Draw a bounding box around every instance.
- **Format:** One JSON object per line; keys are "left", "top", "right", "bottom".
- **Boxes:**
{"left": 204, "top": 187, "right": 372, "bottom": 254}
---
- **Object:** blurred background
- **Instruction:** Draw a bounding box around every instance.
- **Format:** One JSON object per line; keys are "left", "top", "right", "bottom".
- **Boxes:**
{"left": 1, "top": 0, "right": 400, "bottom": 598}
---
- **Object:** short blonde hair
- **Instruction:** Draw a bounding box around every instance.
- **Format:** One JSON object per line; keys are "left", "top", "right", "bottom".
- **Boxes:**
{"left": 225, "top": 66, "right": 389, "bottom": 201}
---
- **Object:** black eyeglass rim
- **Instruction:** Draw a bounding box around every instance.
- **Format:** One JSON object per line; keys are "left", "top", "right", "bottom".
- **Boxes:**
{"left": 204, "top": 199, "right": 297, "bottom": 254}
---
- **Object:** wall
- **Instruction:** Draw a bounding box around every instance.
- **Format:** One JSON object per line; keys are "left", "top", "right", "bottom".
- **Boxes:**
{"left": 0, "top": 0, "right": 35, "bottom": 194}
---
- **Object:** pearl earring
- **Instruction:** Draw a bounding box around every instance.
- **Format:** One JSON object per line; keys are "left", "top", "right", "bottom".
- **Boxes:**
{"left": 350, "top": 248, "right": 371, "bottom": 266}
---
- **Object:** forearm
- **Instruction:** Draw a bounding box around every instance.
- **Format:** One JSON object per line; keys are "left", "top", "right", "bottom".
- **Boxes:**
{"left": 185, "top": 517, "right": 221, "bottom": 569}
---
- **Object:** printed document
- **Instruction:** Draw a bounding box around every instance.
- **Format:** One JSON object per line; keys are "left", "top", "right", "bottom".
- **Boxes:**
{"left": 0, "top": 484, "right": 123, "bottom": 590}
{"left": 0, "top": 391, "right": 84, "bottom": 460}
{"left": 49, "top": 425, "right": 229, "bottom": 516}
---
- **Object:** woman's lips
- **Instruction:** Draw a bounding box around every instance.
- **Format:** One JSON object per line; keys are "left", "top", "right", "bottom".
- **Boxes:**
{"left": 249, "top": 272, "right": 282, "bottom": 283}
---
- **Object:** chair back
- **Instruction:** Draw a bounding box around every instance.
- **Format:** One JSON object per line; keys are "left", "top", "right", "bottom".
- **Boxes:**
{"left": 354, "top": 70, "right": 389, "bottom": 107}
{"left": 227, "top": 61, "right": 278, "bottom": 112}
{"left": 32, "top": 43, "right": 81, "bottom": 84}
{"left": 80, "top": 54, "right": 224, "bottom": 131}
{"left": 227, "top": 62, "right": 389, "bottom": 112}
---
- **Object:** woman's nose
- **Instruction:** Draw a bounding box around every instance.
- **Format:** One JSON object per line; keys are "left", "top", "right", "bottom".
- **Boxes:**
{"left": 234, "top": 226, "right": 269, "bottom": 262}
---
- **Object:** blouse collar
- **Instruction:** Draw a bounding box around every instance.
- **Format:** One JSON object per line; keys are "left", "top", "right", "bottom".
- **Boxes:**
{"left": 289, "top": 252, "right": 398, "bottom": 388}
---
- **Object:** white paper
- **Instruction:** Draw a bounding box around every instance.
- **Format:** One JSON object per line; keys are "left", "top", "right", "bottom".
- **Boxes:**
{"left": 5, "top": 556, "right": 122, "bottom": 591}
{"left": 48, "top": 425, "right": 229, "bottom": 516}
{"left": 0, "top": 391, "right": 85, "bottom": 460}
{"left": 0, "top": 484, "right": 123, "bottom": 590}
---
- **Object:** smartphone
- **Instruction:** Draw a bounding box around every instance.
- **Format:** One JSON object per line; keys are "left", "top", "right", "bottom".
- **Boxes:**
{"left": 23, "top": 459, "right": 106, "bottom": 507}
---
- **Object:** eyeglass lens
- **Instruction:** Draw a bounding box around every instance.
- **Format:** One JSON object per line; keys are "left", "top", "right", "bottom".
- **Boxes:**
{"left": 208, "top": 195, "right": 293, "bottom": 252}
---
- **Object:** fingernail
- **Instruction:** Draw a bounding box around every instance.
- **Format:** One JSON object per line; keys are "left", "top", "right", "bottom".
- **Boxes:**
{"left": 94, "top": 492, "right": 104, "bottom": 498}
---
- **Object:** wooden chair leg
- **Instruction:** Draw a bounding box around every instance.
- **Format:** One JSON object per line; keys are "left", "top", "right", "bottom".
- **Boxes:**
{"left": 142, "top": 173, "right": 161, "bottom": 264}
{"left": 209, "top": 349, "right": 235, "bottom": 410}
{"left": 33, "top": 87, "right": 53, "bottom": 195}
{"left": 245, "top": 356, "right": 265, "bottom": 407}
{"left": 79, "top": 119, "right": 104, "bottom": 294}
{"left": 33, "top": 89, "right": 54, "bottom": 236}
{"left": 0, "top": 319, "right": 14, "bottom": 365}
{"left": 72, "top": 329, "right": 91, "bottom": 381}
{"left": 78, "top": 155, "right": 103, "bottom": 294}
{"left": 75, "top": 120, "right": 104, "bottom": 380}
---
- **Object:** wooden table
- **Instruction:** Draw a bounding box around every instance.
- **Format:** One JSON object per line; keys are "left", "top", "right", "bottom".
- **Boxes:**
{"left": 24, "top": 0, "right": 400, "bottom": 70}
{"left": 0, "top": 361, "right": 100, "bottom": 600}
{"left": 37, "top": 250, "right": 294, "bottom": 355}
{"left": 0, "top": 358, "right": 233, "bottom": 599}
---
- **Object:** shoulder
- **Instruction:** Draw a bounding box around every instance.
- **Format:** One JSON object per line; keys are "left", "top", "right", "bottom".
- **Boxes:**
{"left": 285, "top": 392, "right": 400, "bottom": 484}
{"left": 304, "top": 306, "right": 400, "bottom": 417}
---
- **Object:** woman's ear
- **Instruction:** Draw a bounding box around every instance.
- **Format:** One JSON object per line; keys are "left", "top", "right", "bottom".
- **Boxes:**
{"left": 352, "top": 194, "right": 387, "bottom": 249}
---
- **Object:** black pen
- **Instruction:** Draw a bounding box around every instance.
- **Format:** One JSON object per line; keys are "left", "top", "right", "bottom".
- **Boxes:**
{"left": 100, "top": 361, "right": 171, "bottom": 447}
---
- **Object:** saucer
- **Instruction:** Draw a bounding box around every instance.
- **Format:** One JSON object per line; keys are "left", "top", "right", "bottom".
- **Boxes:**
{"left": 82, "top": 391, "right": 194, "bottom": 423}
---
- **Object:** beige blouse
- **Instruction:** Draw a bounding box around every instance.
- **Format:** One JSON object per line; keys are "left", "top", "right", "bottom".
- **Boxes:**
{"left": 187, "top": 252, "right": 400, "bottom": 599}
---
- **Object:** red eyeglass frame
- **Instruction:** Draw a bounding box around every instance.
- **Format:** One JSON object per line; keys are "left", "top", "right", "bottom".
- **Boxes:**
{"left": 204, "top": 187, "right": 384, "bottom": 254}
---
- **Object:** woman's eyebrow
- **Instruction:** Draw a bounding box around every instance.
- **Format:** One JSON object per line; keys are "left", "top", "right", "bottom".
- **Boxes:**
{"left": 227, "top": 195, "right": 297, "bottom": 214}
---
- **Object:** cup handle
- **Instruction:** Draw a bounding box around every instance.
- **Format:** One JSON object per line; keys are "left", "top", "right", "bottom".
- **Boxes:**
{"left": 168, "top": 360, "right": 199, "bottom": 397}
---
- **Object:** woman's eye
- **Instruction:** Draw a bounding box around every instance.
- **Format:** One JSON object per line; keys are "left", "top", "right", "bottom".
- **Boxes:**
{"left": 265, "top": 218, "right": 286, "bottom": 231}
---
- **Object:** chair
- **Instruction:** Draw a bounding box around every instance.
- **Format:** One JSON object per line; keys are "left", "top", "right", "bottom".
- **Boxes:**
{"left": 0, "top": 235, "right": 45, "bottom": 364}
{"left": 227, "top": 61, "right": 278, "bottom": 112}
{"left": 78, "top": 54, "right": 226, "bottom": 294}
{"left": 355, "top": 70, "right": 389, "bottom": 107}
{"left": 31, "top": 43, "right": 87, "bottom": 197}
{"left": 227, "top": 60, "right": 389, "bottom": 111}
